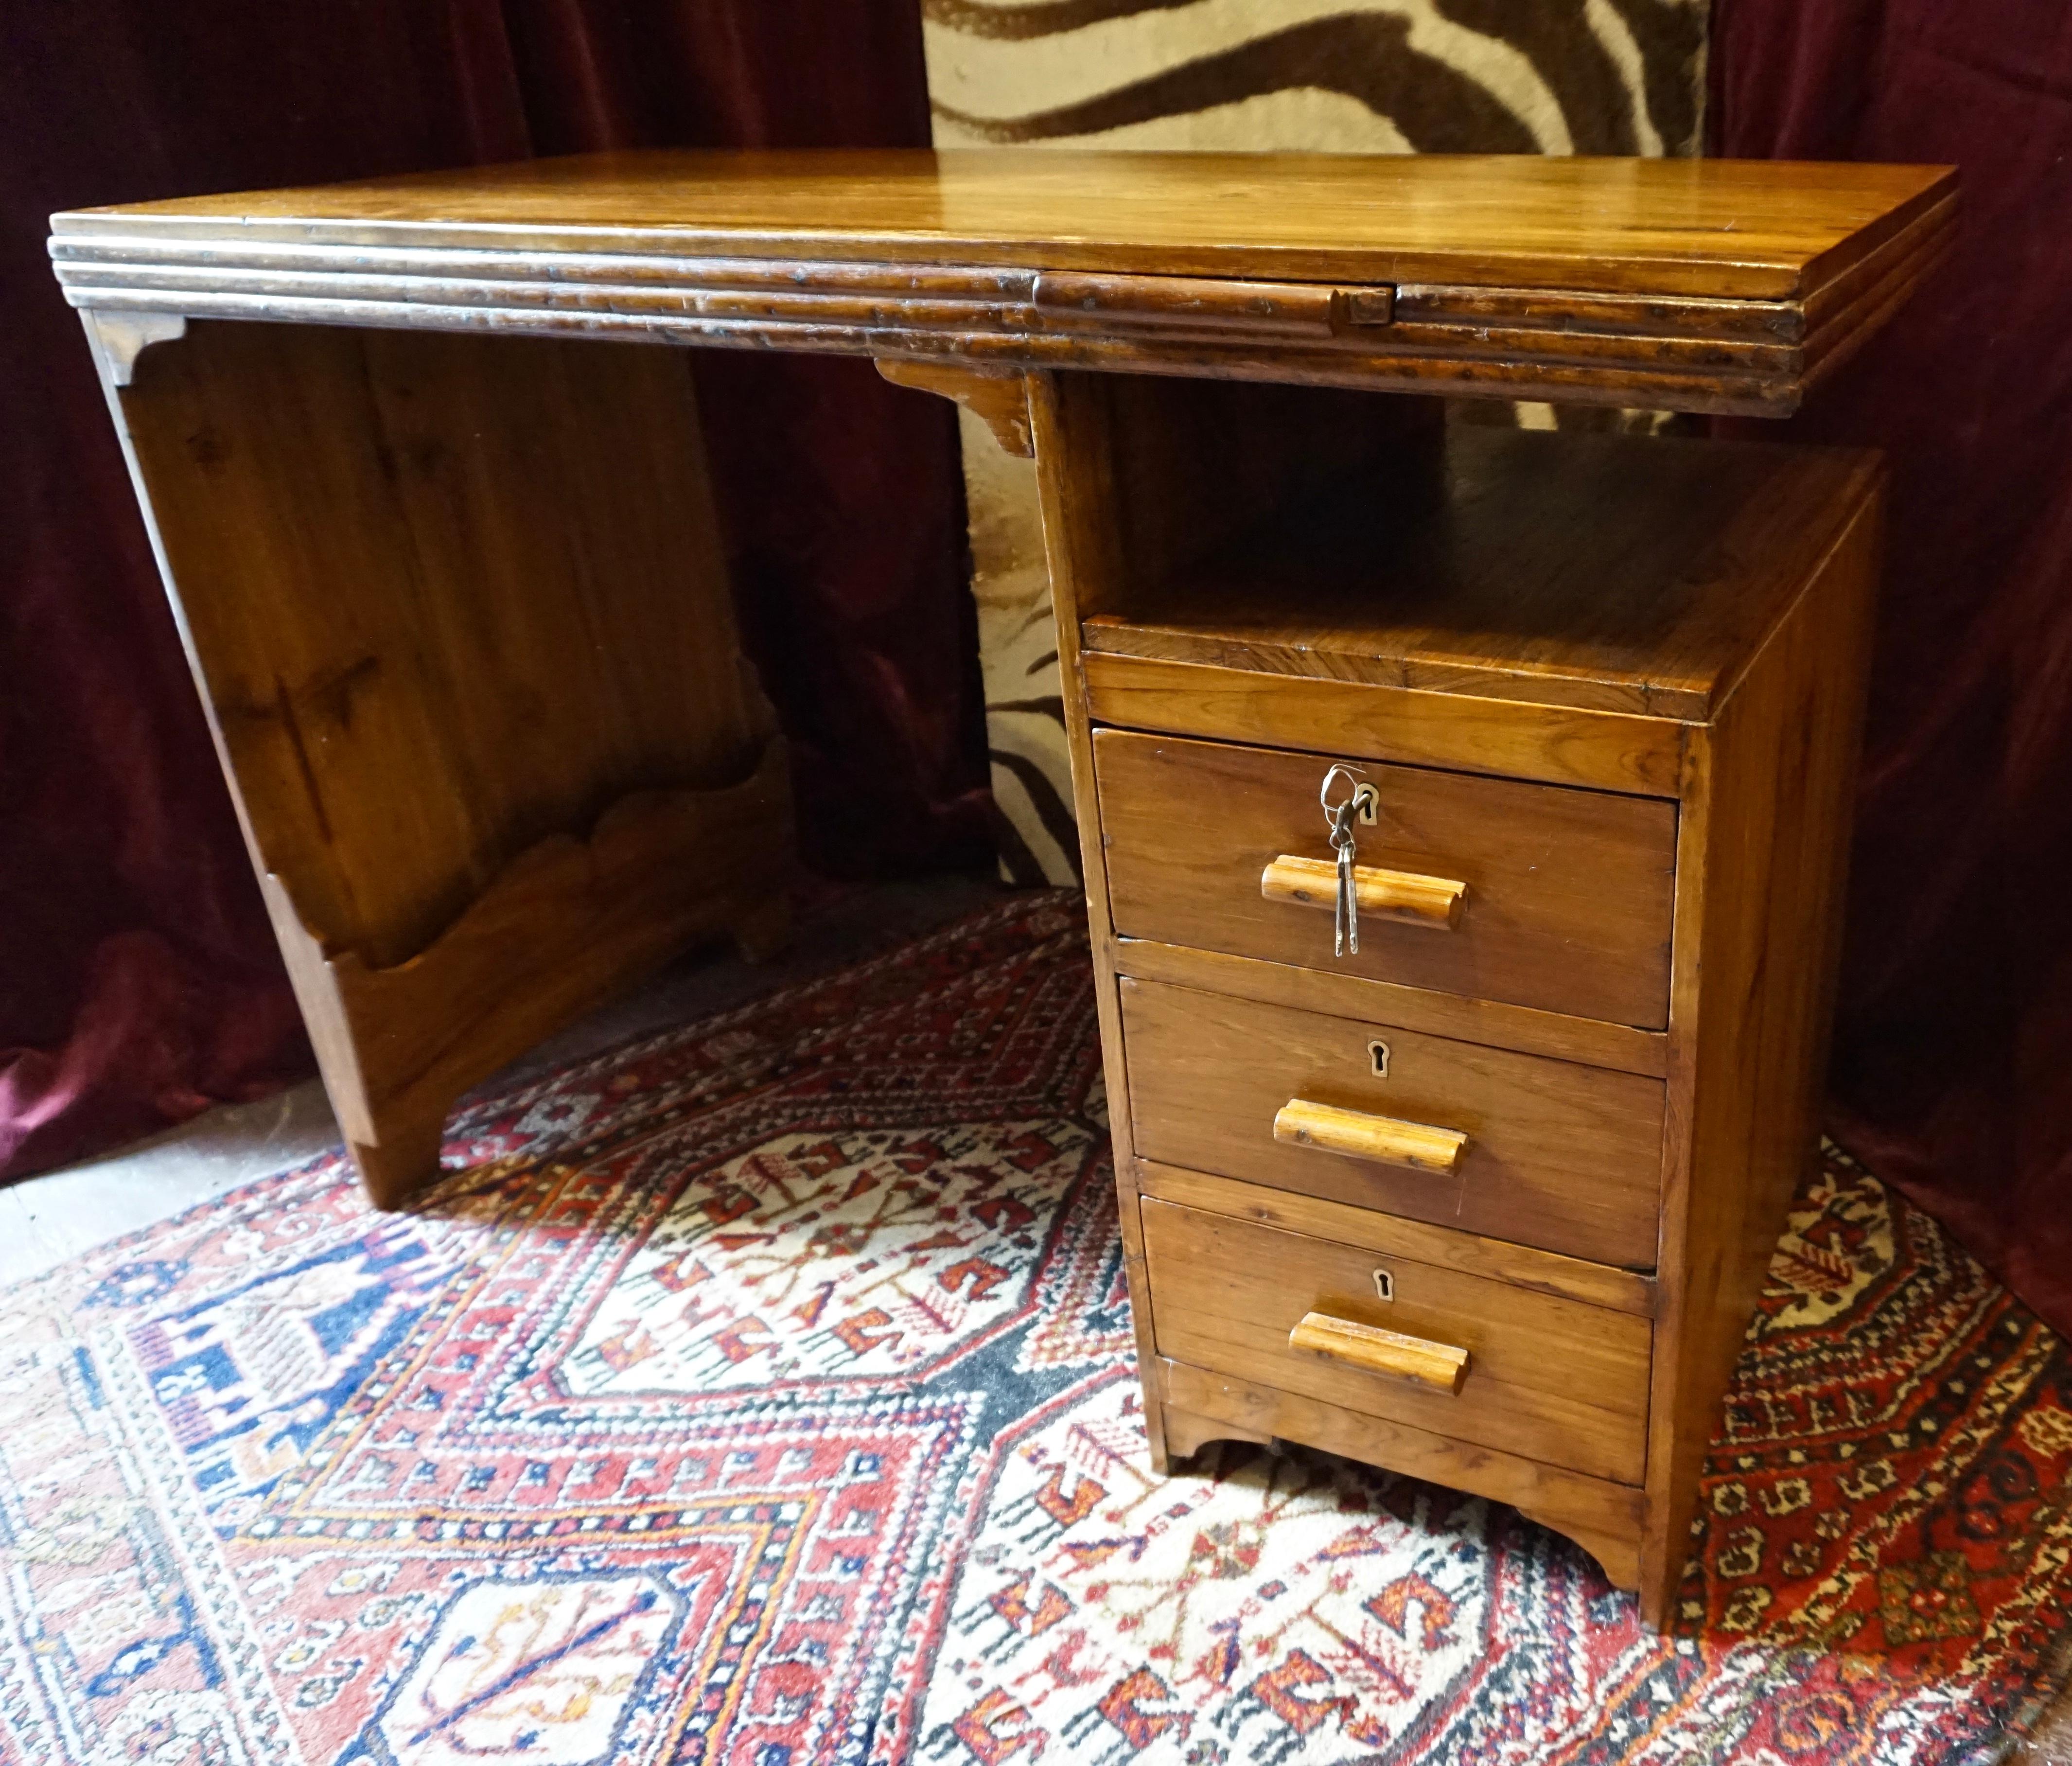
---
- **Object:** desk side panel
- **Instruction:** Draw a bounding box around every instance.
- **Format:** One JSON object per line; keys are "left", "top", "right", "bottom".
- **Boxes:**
{"left": 1640, "top": 483, "right": 1882, "bottom": 1626}
{"left": 90, "top": 316, "right": 790, "bottom": 1202}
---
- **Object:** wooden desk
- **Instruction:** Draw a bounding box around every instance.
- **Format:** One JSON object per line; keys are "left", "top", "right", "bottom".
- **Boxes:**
{"left": 52, "top": 149, "right": 1953, "bottom": 1625}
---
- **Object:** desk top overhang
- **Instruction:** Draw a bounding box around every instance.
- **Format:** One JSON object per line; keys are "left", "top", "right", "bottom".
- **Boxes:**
{"left": 51, "top": 149, "right": 1956, "bottom": 416}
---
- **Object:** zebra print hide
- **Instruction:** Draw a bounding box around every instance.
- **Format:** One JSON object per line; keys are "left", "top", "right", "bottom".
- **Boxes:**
{"left": 921, "top": 0, "right": 1711, "bottom": 883}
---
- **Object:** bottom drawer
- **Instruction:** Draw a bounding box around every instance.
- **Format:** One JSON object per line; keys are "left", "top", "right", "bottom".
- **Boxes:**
{"left": 1141, "top": 1198, "right": 1651, "bottom": 1484}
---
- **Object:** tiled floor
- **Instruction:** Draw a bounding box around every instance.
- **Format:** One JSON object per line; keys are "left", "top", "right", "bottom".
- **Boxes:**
{"left": 0, "top": 872, "right": 1007, "bottom": 1289}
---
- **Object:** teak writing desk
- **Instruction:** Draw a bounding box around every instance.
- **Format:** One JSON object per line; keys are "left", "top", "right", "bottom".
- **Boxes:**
{"left": 52, "top": 150, "right": 1955, "bottom": 1625}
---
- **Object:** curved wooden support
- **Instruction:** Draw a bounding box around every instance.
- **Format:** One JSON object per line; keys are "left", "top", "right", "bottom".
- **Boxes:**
{"left": 876, "top": 357, "right": 1032, "bottom": 456}
{"left": 1161, "top": 1404, "right": 1270, "bottom": 1465}
{"left": 263, "top": 739, "right": 794, "bottom": 1208}
{"left": 81, "top": 310, "right": 187, "bottom": 386}
{"left": 1513, "top": 1504, "right": 1651, "bottom": 1596}
{"left": 1160, "top": 1360, "right": 1645, "bottom": 1593}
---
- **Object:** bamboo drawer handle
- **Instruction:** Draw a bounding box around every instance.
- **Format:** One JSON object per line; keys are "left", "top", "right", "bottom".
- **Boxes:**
{"left": 1273, "top": 1098, "right": 1469, "bottom": 1174}
{"left": 1288, "top": 1311, "right": 1471, "bottom": 1394}
{"left": 1260, "top": 855, "right": 1466, "bottom": 930}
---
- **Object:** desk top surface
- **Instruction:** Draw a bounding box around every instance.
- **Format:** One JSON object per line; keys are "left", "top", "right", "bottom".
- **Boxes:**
{"left": 52, "top": 151, "right": 1957, "bottom": 416}
{"left": 58, "top": 149, "right": 1951, "bottom": 300}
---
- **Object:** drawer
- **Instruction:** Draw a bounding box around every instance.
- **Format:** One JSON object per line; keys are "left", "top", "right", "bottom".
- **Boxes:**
{"left": 1121, "top": 977, "right": 1663, "bottom": 1269}
{"left": 1141, "top": 1198, "right": 1651, "bottom": 1483}
{"left": 1095, "top": 729, "right": 1677, "bottom": 1027}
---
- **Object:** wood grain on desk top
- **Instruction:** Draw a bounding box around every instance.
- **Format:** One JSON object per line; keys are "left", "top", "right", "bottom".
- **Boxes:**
{"left": 55, "top": 148, "right": 1952, "bottom": 300}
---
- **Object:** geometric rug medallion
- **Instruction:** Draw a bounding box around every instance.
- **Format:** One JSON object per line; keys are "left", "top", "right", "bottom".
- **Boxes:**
{"left": 1, "top": 892, "right": 2067, "bottom": 1764}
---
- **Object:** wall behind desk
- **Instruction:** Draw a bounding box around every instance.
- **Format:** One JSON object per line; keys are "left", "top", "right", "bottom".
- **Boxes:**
{"left": 0, "top": 0, "right": 987, "bottom": 1183}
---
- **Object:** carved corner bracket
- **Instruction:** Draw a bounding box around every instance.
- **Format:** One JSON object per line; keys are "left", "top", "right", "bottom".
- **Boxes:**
{"left": 82, "top": 310, "right": 189, "bottom": 386}
{"left": 876, "top": 357, "right": 1033, "bottom": 457}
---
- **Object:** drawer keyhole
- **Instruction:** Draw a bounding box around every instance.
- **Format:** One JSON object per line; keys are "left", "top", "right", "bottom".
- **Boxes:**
{"left": 1373, "top": 1269, "right": 1395, "bottom": 1302}
{"left": 1368, "top": 1039, "right": 1390, "bottom": 1078}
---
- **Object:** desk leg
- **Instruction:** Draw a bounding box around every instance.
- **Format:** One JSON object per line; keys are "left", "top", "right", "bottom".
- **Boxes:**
{"left": 84, "top": 315, "right": 793, "bottom": 1206}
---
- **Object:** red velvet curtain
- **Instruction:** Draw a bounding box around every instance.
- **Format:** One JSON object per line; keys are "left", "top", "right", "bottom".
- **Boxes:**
{"left": 1711, "top": 0, "right": 2072, "bottom": 1334}
{"left": 0, "top": 1, "right": 989, "bottom": 1183}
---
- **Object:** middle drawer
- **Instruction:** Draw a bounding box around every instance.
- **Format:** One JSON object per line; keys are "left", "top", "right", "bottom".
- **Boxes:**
{"left": 1121, "top": 977, "right": 1664, "bottom": 1269}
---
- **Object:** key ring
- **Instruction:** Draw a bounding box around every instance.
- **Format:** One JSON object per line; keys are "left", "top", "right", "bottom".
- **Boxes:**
{"left": 1319, "top": 763, "right": 1367, "bottom": 819}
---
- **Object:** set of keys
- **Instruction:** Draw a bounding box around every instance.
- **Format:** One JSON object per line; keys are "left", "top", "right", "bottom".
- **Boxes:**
{"left": 1319, "top": 763, "right": 1380, "bottom": 956}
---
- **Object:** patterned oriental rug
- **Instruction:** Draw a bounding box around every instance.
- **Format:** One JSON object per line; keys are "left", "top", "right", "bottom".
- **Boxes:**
{"left": 2, "top": 894, "right": 2069, "bottom": 1766}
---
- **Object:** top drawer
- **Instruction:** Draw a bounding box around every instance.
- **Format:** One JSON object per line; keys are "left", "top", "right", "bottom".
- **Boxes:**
{"left": 1095, "top": 730, "right": 1677, "bottom": 1027}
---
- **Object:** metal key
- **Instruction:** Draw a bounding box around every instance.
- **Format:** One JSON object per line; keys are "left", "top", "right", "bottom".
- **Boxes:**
{"left": 1318, "top": 765, "right": 1378, "bottom": 957}
{"left": 1330, "top": 797, "right": 1360, "bottom": 955}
